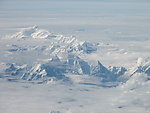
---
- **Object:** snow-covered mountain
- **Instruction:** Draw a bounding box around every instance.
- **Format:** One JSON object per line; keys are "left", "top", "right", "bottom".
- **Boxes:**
{"left": 1, "top": 26, "right": 150, "bottom": 113}
{"left": 5, "top": 54, "right": 123, "bottom": 82}
{"left": 129, "top": 57, "right": 150, "bottom": 76}
{"left": 1, "top": 26, "right": 150, "bottom": 85}
{"left": 9, "top": 26, "right": 56, "bottom": 39}
{"left": 7, "top": 26, "right": 97, "bottom": 55}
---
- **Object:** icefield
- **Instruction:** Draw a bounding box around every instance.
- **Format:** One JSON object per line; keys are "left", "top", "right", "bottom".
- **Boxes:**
{"left": 0, "top": 0, "right": 150, "bottom": 113}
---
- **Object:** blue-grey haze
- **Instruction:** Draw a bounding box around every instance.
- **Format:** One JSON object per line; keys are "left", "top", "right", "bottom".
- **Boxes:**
{"left": 0, "top": 0, "right": 150, "bottom": 42}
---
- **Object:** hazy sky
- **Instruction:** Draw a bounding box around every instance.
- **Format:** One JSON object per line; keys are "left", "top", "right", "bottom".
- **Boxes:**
{"left": 0, "top": 0, "right": 150, "bottom": 42}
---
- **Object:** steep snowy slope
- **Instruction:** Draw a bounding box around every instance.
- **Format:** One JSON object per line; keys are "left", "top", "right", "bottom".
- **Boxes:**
{"left": 128, "top": 57, "right": 150, "bottom": 77}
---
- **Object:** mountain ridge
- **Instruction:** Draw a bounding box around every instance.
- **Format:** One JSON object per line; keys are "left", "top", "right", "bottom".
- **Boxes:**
{"left": 1, "top": 26, "right": 150, "bottom": 85}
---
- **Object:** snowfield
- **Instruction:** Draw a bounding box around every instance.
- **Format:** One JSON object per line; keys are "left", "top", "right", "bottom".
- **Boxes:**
{"left": 0, "top": 26, "right": 150, "bottom": 113}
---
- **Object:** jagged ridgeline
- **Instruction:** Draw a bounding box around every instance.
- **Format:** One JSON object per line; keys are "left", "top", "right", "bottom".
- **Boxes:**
{"left": 1, "top": 26, "right": 150, "bottom": 84}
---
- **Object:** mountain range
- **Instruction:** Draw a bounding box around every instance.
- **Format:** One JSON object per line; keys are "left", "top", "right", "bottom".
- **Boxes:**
{"left": 1, "top": 26, "right": 150, "bottom": 85}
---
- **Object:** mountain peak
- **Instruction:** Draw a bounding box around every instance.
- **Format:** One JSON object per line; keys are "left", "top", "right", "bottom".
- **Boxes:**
{"left": 130, "top": 57, "right": 150, "bottom": 76}
{"left": 9, "top": 26, "right": 57, "bottom": 39}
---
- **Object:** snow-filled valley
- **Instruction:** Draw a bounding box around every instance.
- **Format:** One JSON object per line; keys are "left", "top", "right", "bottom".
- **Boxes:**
{"left": 0, "top": 26, "right": 150, "bottom": 113}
